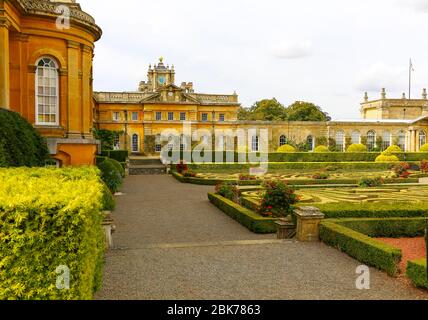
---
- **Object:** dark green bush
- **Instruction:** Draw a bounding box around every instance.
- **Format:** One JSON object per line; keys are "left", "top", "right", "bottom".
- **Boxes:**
{"left": 101, "top": 181, "right": 116, "bottom": 211}
{"left": 101, "top": 150, "right": 129, "bottom": 163}
{"left": 97, "top": 158, "right": 123, "bottom": 193}
{"left": 0, "top": 108, "right": 49, "bottom": 167}
{"left": 109, "top": 158, "right": 125, "bottom": 178}
{"left": 96, "top": 156, "right": 107, "bottom": 166}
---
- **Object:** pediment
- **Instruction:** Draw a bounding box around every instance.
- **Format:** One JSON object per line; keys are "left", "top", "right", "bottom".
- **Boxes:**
{"left": 140, "top": 86, "right": 200, "bottom": 104}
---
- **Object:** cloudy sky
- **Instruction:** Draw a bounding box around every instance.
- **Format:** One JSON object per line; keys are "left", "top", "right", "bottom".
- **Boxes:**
{"left": 79, "top": 0, "right": 428, "bottom": 119}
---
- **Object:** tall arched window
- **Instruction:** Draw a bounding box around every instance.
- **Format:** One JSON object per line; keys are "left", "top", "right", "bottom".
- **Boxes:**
{"left": 307, "top": 135, "right": 314, "bottom": 151}
{"left": 132, "top": 134, "right": 139, "bottom": 153}
{"left": 251, "top": 136, "right": 259, "bottom": 152}
{"left": 335, "top": 130, "right": 345, "bottom": 151}
{"left": 398, "top": 131, "right": 406, "bottom": 151}
{"left": 351, "top": 130, "right": 360, "bottom": 145}
{"left": 419, "top": 130, "right": 427, "bottom": 148}
{"left": 279, "top": 135, "right": 287, "bottom": 147}
{"left": 367, "top": 130, "right": 376, "bottom": 151}
{"left": 36, "top": 57, "right": 59, "bottom": 125}
{"left": 382, "top": 131, "right": 391, "bottom": 150}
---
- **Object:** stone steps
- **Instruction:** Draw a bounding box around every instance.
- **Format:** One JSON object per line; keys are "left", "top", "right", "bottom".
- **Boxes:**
{"left": 128, "top": 157, "right": 167, "bottom": 175}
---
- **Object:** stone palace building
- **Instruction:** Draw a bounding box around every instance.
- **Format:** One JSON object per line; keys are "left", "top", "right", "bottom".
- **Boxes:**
{"left": 1, "top": 0, "right": 428, "bottom": 166}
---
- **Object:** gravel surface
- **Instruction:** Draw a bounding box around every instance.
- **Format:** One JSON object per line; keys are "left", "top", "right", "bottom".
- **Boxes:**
{"left": 96, "top": 175, "right": 428, "bottom": 300}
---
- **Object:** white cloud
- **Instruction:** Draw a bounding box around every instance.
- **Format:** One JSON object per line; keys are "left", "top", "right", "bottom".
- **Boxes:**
{"left": 355, "top": 63, "right": 408, "bottom": 94}
{"left": 395, "top": 0, "right": 428, "bottom": 12}
{"left": 272, "top": 41, "right": 313, "bottom": 59}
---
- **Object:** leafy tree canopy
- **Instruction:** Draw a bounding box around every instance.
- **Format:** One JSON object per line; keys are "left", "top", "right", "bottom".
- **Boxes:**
{"left": 239, "top": 99, "right": 331, "bottom": 122}
{"left": 239, "top": 98, "right": 286, "bottom": 121}
{"left": 285, "top": 101, "right": 331, "bottom": 122}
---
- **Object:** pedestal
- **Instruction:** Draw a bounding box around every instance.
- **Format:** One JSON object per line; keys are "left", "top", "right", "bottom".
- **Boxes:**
{"left": 295, "top": 207, "right": 324, "bottom": 242}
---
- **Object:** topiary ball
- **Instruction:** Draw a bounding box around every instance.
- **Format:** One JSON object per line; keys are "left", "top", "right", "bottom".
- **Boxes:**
{"left": 375, "top": 151, "right": 400, "bottom": 162}
{"left": 277, "top": 144, "right": 296, "bottom": 153}
{"left": 346, "top": 144, "right": 368, "bottom": 153}
{"left": 385, "top": 145, "right": 402, "bottom": 153}
{"left": 420, "top": 143, "right": 428, "bottom": 152}
{"left": 314, "top": 145, "right": 329, "bottom": 153}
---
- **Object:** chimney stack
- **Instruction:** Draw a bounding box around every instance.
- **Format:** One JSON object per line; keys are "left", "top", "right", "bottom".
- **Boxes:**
{"left": 381, "top": 88, "right": 386, "bottom": 99}
{"left": 423, "top": 88, "right": 427, "bottom": 100}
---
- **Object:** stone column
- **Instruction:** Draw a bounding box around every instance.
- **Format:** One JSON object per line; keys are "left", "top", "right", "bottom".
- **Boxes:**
{"left": 67, "top": 40, "right": 82, "bottom": 138}
{"left": 0, "top": 18, "right": 10, "bottom": 109}
{"left": 81, "top": 45, "right": 93, "bottom": 139}
{"left": 295, "top": 207, "right": 325, "bottom": 242}
{"left": 416, "top": 130, "right": 420, "bottom": 152}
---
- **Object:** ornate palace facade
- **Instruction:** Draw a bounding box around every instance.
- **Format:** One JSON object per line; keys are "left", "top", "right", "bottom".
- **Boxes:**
{"left": 2, "top": 1, "right": 428, "bottom": 166}
{"left": 0, "top": 0, "right": 101, "bottom": 165}
{"left": 94, "top": 58, "right": 428, "bottom": 154}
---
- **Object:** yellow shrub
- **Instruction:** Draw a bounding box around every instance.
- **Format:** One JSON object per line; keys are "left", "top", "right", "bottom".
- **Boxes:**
{"left": 314, "top": 146, "right": 329, "bottom": 153}
{"left": 277, "top": 144, "right": 296, "bottom": 153}
{"left": 385, "top": 145, "right": 402, "bottom": 153}
{"left": 346, "top": 144, "right": 368, "bottom": 153}
{"left": 420, "top": 143, "right": 428, "bottom": 152}
{"left": 0, "top": 167, "right": 106, "bottom": 300}
{"left": 375, "top": 151, "right": 400, "bottom": 162}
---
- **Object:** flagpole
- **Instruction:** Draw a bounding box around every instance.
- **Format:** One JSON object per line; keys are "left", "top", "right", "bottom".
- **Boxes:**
{"left": 409, "top": 59, "right": 412, "bottom": 99}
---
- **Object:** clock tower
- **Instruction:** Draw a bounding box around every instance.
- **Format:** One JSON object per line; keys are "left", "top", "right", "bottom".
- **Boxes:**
{"left": 139, "top": 57, "right": 175, "bottom": 92}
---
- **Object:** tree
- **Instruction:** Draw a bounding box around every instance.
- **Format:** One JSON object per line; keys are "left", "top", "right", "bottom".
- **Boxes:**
{"left": 244, "top": 98, "right": 287, "bottom": 121}
{"left": 285, "top": 101, "right": 331, "bottom": 122}
{"left": 237, "top": 107, "right": 251, "bottom": 120}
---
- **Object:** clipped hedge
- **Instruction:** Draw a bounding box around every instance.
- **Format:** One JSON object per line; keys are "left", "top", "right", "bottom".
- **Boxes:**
{"left": 407, "top": 259, "right": 428, "bottom": 289}
{"left": 173, "top": 172, "right": 418, "bottom": 187}
{"left": 187, "top": 162, "right": 402, "bottom": 173}
{"left": 314, "top": 202, "right": 428, "bottom": 219}
{"left": 100, "top": 150, "right": 129, "bottom": 163}
{"left": 208, "top": 193, "right": 277, "bottom": 233}
{"left": 320, "top": 220, "right": 402, "bottom": 276}
{"left": 0, "top": 167, "right": 106, "bottom": 299}
{"left": 0, "top": 108, "right": 49, "bottom": 167}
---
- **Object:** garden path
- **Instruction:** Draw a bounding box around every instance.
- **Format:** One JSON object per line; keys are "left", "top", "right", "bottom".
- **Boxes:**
{"left": 96, "top": 175, "right": 428, "bottom": 300}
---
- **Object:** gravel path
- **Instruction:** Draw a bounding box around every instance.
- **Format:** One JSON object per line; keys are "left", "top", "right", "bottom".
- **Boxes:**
{"left": 96, "top": 175, "right": 428, "bottom": 300}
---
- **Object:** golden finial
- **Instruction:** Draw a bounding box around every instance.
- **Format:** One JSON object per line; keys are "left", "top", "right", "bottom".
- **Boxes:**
{"left": 159, "top": 56, "right": 164, "bottom": 63}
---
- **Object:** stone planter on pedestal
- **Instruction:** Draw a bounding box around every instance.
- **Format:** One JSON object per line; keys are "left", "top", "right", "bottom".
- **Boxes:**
{"left": 295, "top": 207, "right": 324, "bottom": 242}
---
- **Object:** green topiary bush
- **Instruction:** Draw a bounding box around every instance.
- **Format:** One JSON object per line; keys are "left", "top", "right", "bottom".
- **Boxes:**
{"left": 97, "top": 158, "right": 123, "bottom": 193}
{"left": 346, "top": 144, "right": 368, "bottom": 153}
{"left": 109, "top": 158, "right": 125, "bottom": 178}
{"left": 385, "top": 145, "right": 403, "bottom": 153}
{"left": 277, "top": 144, "right": 296, "bottom": 153}
{"left": 314, "top": 145, "right": 329, "bottom": 153}
{"left": 420, "top": 143, "right": 428, "bottom": 152}
{"left": 0, "top": 109, "right": 49, "bottom": 167}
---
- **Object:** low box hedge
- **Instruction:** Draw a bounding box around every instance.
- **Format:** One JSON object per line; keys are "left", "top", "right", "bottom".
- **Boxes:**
{"left": 320, "top": 217, "right": 427, "bottom": 276}
{"left": 314, "top": 202, "right": 428, "bottom": 219}
{"left": 0, "top": 167, "right": 106, "bottom": 299}
{"left": 167, "top": 151, "right": 428, "bottom": 163}
{"left": 407, "top": 259, "right": 428, "bottom": 289}
{"left": 319, "top": 220, "right": 402, "bottom": 276}
{"left": 173, "top": 171, "right": 418, "bottom": 187}
{"left": 208, "top": 193, "right": 277, "bottom": 233}
{"left": 188, "top": 162, "right": 409, "bottom": 173}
